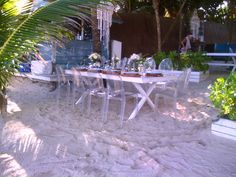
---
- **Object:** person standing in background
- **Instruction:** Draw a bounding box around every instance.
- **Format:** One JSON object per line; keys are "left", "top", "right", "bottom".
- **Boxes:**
{"left": 180, "top": 33, "right": 200, "bottom": 53}
{"left": 180, "top": 34, "right": 194, "bottom": 53}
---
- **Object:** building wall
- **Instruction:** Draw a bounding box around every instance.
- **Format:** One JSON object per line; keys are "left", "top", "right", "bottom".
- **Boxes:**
{"left": 110, "top": 13, "right": 180, "bottom": 57}
{"left": 111, "top": 13, "right": 236, "bottom": 57}
{"left": 204, "top": 21, "right": 236, "bottom": 44}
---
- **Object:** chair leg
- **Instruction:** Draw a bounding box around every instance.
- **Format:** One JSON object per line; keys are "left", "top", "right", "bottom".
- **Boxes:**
{"left": 173, "top": 97, "right": 177, "bottom": 118}
{"left": 87, "top": 93, "right": 92, "bottom": 115}
{"left": 101, "top": 95, "right": 107, "bottom": 122}
{"left": 80, "top": 93, "right": 86, "bottom": 113}
{"left": 183, "top": 95, "right": 189, "bottom": 119}
{"left": 103, "top": 97, "right": 109, "bottom": 124}
{"left": 72, "top": 85, "right": 76, "bottom": 109}
{"left": 56, "top": 84, "right": 61, "bottom": 110}
{"left": 66, "top": 82, "right": 71, "bottom": 107}
{"left": 135, "top": 96, "right": 139, "bottom": 115}
{"left": 154, "top": 94, "right": 160, "bottom": 114}
{"left": 120, "top": 99, "right": 126, "bottom": 128}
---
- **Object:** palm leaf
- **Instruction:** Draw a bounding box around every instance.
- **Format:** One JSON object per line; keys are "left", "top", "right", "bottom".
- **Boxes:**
{"left": 0, "top": 0, "right": 110, "bottom": 89}
{"left": 0, "top": 0, "right": 31, "bottom": 46}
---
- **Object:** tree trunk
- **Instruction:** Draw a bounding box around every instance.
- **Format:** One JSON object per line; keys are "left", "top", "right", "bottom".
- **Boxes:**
{"left": 179, "top": 13, "right": 183, "bottom": 48}
{"left": 153, "top": 0, "right": 161, "bottom": 52}
{"left": 91, "top": 9, "right": 101, "bottom": 54}
{"left": 0, "top": 88, "right": 7, "bottom": 118}
{"left": 228, "top": 0, "right": 236, "bottom": 43}
{"left": 161, "top": 0, "right": 187, "bottom": 47}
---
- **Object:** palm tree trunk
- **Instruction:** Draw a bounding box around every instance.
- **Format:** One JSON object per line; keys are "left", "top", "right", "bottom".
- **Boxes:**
{"left": 91, "top": 9, "right": 101, "bottom": 54}
{"left": 128, "top": 0, "right": 132, "bottom": 13}
{"left": 0, "top": 88, "right": 7, "bottom": 118}
{"left": 179, "top": 13, "right": 183, "bottom": 48}
{"left": 152, "top": 0, "right": 161, "bottom": 52}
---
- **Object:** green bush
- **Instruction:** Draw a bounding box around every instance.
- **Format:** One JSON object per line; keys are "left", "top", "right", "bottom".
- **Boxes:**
{"left": 209, "top": 72, "right": 236, "bottom": 120}
{"left": 153, "top": 51, "right": 210, "bottom": 72}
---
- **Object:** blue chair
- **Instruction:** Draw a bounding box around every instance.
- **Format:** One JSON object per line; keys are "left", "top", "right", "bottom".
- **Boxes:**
{"left": 214, "top": 43, "right": 229, "bottom": 53}
{"left": 229, "top": 43, "right": 236, "bottom": 52}
{"left": 214, "top": 43, "right": 236, "bottom": 53}
{"left": 214, "top": 43, "right": 230, "bottom": 61}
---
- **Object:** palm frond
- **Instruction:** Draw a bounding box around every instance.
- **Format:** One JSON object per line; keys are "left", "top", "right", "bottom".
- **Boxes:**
{"left": 0, "top": 0, "right": 108, "bottom": 89}
{"left": 0, "top": 0, "right": 102, "bottom": 59}
{"left": 0, "top": 0, "right": 32, "bottom": 46}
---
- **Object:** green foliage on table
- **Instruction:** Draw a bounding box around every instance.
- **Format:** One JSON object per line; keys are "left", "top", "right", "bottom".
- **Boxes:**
{"left": 153, "top": 51, "right": 210, "bottom": 72}
{"left": 209, "top": 72, "right": 236, "bottom": 120}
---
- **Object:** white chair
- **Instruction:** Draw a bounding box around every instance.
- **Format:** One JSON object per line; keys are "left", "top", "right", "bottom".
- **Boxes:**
{"left": 156, "top": 58, "right": 174, "bottom": 89}
{"left": 158, "top": 58, "right": 174, "bottom": 70}
{"left": 101, "top": 76, "right": 139, "bottom": 127}
{"left": 155, "top": 68, "right": 192, "bottom": 117}
{"left": 69, "top": 68, "right": 106, "bottom": 115}
{"left": 70, "top": 68, "right": 138, "bottom": 127}
{"left": 86, "top": 74, "right": 106, "bottom": 116}
{"left": 71, "top": 68, "right": 90, "bottom": 110}
{"left": 84, "top": 71, "right": 139, "bottom": 127}
{"left": 55, "top": 65, "right": 72, "bottom": 108}
{"left": 121, "top": 57, "right": 128, "bottom": 70}
{"left": 144, "top": 57, "right": 156, "bottom": 71}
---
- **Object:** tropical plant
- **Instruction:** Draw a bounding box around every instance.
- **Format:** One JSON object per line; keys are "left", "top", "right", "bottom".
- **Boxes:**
{"left": 153, "top": 51, "right": 210, "bottom": 71}
{"left": 180, "top": 51, "right": 210, "bottom": 72}
{"left": 167, "top": 50, "right": 179, "bottom": 69}
{"left": 209, "top": 72, "right": 236, "bottom": 120}
{"left": 0, "top": 0, "right": 30, "bottom": 115}
{"left": 0, "top": 0, "right": 106, "bottom": 116}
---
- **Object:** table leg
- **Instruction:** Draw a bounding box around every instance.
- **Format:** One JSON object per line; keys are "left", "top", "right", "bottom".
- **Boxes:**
{"left": 128, "top": 83, "right": 156, "bottom": 120}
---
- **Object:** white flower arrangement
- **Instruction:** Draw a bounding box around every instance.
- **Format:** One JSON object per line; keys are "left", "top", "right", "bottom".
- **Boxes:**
{"left": 111, "top": 55, "right": 121, "bottom": 68}
{"left": 88, "top": 52, "right": 102, "bottom": 67}
{"left": 127, "top": 53, "right": 145, "bottom": 65}
{"left": 129, "top": 53, "right": 141, "bottom": 62}
{"left": 88, "top": 52, "right": 102, "bottom": 62}
{"left": 127, "top": 53, "right": 144, "bottom": 71}
{"left": 112, "top": 55, "right": 120, "bottom": 62}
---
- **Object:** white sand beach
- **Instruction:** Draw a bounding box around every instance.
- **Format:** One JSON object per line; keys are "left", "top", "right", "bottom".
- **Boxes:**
{"left": 0, "top": 73, "right": 236, "bottom": 177}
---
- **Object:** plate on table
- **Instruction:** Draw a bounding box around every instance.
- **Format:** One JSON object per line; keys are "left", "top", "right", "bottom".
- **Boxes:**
{"left": 121, "top": 71, "right": 141, "bottom": 77}
{"left": 144, "top": 71, "right": 163, "bottom": 77}
{"left": 102, "top": 69, "right": 121, "bottom": 75}
{"left": 87, "top": 68, "right": 103, "bottom": 73}
{"left": 76, "top": 67, "right": 88, "bottom": 72}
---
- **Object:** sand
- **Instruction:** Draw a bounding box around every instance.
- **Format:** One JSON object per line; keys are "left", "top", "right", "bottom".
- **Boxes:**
{"left": 0, "top": 73, "right": 236, "bottom": 177}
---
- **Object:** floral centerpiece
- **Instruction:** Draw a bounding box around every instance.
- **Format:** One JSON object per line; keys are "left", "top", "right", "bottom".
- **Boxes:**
{"left": 111, "top": 55, "right": 121, "bottom": 69}
{"left": 88, "top": 52, "right": 102, "bottom": 67}
{"left": 127, "top": 53, "right": 145, "bottom": 71}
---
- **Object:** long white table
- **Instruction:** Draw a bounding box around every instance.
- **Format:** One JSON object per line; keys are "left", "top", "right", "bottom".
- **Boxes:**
{"left": 65, "top": 69, "right": 176, "bottom": 120}
{"left": 205, "top": 53, "right": 236, "bottom": 72}
{"left": 15, "top": 72, "right": 58, "bottom": 82}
